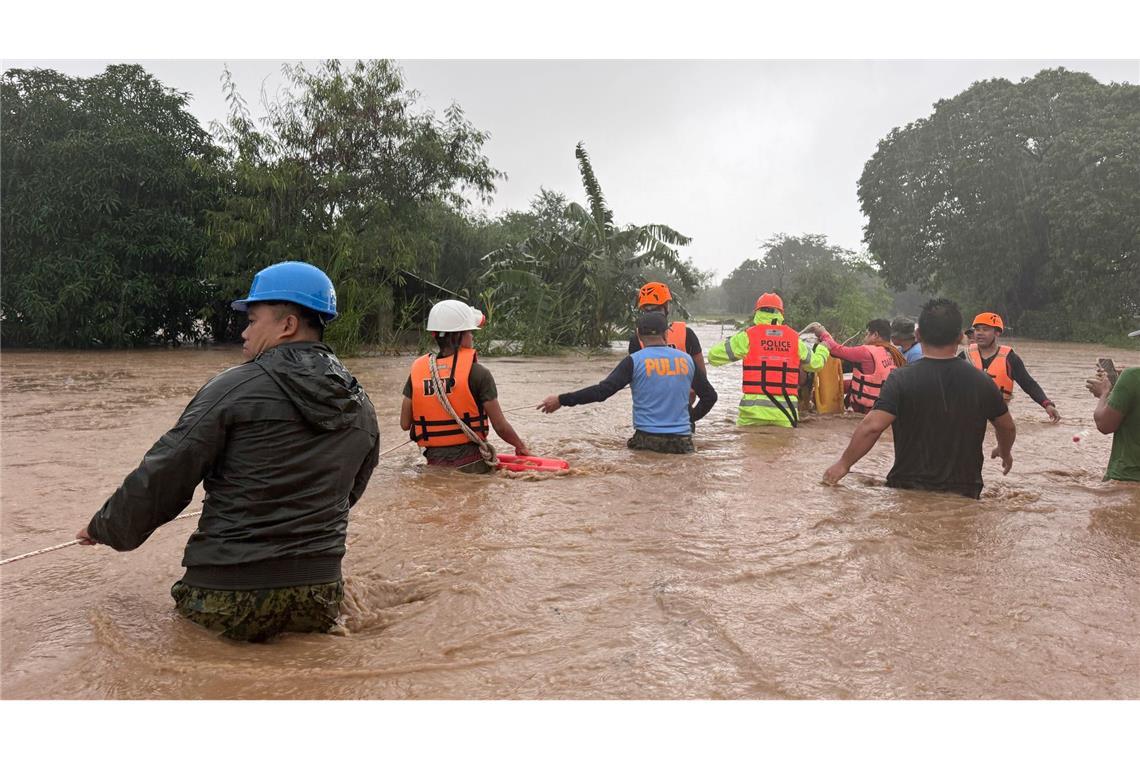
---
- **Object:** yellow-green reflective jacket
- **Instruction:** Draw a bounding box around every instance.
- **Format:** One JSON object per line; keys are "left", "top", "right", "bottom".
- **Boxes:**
{"left": 708, "top": 313, "right": 830, "bottom": 427}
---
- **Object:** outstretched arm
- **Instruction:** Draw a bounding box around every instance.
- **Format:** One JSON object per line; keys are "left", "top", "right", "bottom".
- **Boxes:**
{"left": 538, "top": 356, "right": 634, "bottom": 413}
{"left": 707, "top": 331, "right": 750, "bottom": 367}
{"left": 823, "top": 410, "right": 895, "bottom": 485}
{"left": 80, "top": 376, "right": 235, "bottom": 550}
{"left": 1007, "top": 350, "right": 1058, "bottom": 421}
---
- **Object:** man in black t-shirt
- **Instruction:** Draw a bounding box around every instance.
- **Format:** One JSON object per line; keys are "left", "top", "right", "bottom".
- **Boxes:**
{"left": 823, "top": 299, "right": 1017, "bottom": 499}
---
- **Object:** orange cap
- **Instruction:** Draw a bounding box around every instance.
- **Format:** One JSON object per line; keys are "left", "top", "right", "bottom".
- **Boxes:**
{"left": 971, "top": 312, "right": 1004, "bottom": 332}
{"left": 638, "top": 282, "right": 672, "bottom": 308}
{"left": 754, "top": 292, "right": 784, "bottom": 313}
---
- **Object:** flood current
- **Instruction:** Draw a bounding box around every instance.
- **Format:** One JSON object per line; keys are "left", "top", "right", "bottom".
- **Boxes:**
{"left": 2, "top": 326, "right": 1137, "bottom": 699}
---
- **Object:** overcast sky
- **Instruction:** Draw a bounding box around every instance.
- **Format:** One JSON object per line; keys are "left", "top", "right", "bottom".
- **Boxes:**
{"left": 5, "top": 59, "right": 1137, "bottom": 279}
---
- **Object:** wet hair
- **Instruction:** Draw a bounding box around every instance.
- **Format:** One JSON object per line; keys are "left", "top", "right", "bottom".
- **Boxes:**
{"left": 866, "top": 319, "right": 892, "bottom": 341}
{"left": 917, "top": 298, "right": 963, "bottom": 347}
{"left": 260, "top": 301, "right": 326, "bottom": 340}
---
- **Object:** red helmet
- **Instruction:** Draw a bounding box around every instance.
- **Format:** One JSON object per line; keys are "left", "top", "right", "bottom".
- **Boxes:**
{"left": 972, "top": 312, "right": 1004, "bottom": 332}
{"left": 754, "top": 292, "right": 784, "bottom": 313}
{"left": 638, "top": 282, "right": 672, "bottom": 308}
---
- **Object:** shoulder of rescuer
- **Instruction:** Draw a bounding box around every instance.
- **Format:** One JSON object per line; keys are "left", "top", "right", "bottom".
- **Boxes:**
{"left": 708, "top": 324, "right": 828, "bottom": 371}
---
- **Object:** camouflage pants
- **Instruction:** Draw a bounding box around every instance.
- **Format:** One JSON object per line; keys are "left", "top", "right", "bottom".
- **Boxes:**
{"left": 171, "top": 580, "right": 344, "bottom": 643}
{"left": 627, "top": 430, "right": 696, "bottom": 454}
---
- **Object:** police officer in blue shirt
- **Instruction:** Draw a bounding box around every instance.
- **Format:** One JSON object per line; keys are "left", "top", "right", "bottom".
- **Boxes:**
{"left": 537, "top": 311, "right": 717, "bottom": 453}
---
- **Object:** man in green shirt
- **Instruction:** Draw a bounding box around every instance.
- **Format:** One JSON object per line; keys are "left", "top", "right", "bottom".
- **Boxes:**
{"left": 1087, "top": 364, "right": 1140, "bottom": 482}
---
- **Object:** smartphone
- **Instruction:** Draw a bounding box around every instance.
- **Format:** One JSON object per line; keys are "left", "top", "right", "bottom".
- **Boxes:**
{"left": 1098, "top": 357, "right": 1119, "bottom": 387}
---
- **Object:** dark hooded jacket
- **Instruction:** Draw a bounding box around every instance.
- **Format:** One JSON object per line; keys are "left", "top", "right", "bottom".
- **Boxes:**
{"left": 87, "top": 341, "right": 380, "bottom": 589}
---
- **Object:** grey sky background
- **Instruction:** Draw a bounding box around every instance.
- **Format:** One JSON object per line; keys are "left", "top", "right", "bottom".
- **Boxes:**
{"left": 5, "top": 59, "right": 1138, "bottom": 280}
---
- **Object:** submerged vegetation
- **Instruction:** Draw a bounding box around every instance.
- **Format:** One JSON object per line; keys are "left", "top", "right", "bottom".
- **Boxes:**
{"left": 2, "top": 62, "right": 1136, "bottom": 350}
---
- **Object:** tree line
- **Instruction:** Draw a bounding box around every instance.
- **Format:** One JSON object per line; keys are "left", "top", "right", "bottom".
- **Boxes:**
{"left": 2, "top": 63, "right": 1135, "bottom": 351}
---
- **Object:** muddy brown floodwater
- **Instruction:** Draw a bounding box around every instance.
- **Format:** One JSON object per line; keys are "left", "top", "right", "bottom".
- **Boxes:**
{"left": 2, "top": 328, "right": 1138, "bottom": 699}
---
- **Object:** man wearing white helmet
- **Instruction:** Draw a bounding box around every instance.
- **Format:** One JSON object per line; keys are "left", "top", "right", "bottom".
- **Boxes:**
{"left": 400, "top": 299, "right": 530, "bottom": 473}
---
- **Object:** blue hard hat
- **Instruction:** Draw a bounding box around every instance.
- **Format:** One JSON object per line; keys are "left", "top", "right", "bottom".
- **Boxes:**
{"left": 231, "top": 261, "right": 338, "bottom": 321}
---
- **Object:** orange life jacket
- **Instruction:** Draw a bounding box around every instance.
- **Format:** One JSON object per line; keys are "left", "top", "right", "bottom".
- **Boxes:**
{"left": 639, "top": 320, "right": 688, "bottom": 352}
{"left": 409, "top": 347, "right": 488, "bottom": 448}
{"left": 742, "top": 323, "right": 801, "bottom": 398}
{"left": 848, "top": 344, "right": 896, "bottom": 413}
{"left": 966, "top": 344, "right": 1013, "bottom": 402}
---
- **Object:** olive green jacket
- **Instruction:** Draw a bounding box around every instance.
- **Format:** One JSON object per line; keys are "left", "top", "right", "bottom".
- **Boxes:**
{"left": 87, "top": 341, "right": 379, "bottom": 589}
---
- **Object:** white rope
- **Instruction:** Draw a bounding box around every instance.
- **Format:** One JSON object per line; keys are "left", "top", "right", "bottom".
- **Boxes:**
{"left": 429, "top": 353, "right": 499, "bottom": 469}
{"left": 0, "top": 539, "right": 83, "bottom": 565}
{"left": 378, "top": 439, "right": 414, "bottom": 458}
{"left": 499, "top": 403, "right": 534, "bottom": 414}
{"left": 0, "top": 397, "right": 530, "bottom": 567}
{"left": 0, "top": 508, "right": 204, "bottom": 566}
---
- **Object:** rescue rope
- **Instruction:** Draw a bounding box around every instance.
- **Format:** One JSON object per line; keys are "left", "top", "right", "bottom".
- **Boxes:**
{"left": 0, "top": 508, "right": 204, "bottom": 567}
{"left": 428, "top": 353, "right": 499, "bottom": 468}
{"left": 379, "top": 439, "right": 414, "bottom": 457}
{"left": 1, "top": 398, "right": 535, "bottom": 567}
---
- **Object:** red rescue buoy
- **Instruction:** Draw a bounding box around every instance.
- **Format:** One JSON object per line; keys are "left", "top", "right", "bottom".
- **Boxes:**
{"left": 496, "top": 454, "right": 570, "bottom": 473}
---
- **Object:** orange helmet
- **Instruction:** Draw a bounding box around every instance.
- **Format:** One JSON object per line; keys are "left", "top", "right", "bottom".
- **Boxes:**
{"left": 638, "top": 282, "right": 672, "bottom": 308}
{"left": 972, "top": 312, "right": 1004, "bottom": 332}
{"left": 754, "top": 292, "right": 784, "bottom": 313}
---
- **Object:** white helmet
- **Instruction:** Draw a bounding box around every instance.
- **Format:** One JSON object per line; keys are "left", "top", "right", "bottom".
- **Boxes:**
{"left": 427, "top": 299, "right": 485, "bottom": 333}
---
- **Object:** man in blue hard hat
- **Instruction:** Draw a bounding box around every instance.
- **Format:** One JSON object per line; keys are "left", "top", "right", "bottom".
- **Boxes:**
{"left": 76, "top": 261, "right": 380, "bottom": 642}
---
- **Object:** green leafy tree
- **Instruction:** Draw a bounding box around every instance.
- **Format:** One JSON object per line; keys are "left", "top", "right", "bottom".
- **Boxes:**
{"left": 859, "top": 68, "right": 1140, "bottom": 339}
{"left": 205, "top": 59, "right": 503, "bottom": 352}
{"left": 720, "top": 234, "right": 892, "bottom": 336}
{"left": 431, "top": 188, "right": 574, "bottom": 300}
{"left": 482, "top": 143, "right": 701, "bottom": 350}
{"left": 721, "top": 258, "right": 769, "bottom": 314}
{"left": 1, "top": 65, "right": 223, "bottom": 347}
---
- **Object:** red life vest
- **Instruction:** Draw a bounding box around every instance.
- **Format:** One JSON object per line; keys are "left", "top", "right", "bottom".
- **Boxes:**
{"left": 742, "top": 323, "right": 801, "bottom": 398}
{"left": 966, "top": 344, "right": 1014, "bottom": 402}
{"left": 639, "top": 321, "right": 688, "bottom": 352}
{"left": 409, "top": 347, "right": 488, "bottom": 448}
{"left": 848, "top": 344, "right": 896, "bottom": 413}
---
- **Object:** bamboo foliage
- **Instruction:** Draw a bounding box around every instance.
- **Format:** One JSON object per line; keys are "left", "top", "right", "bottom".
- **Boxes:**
{"left": 482, "top": 142, "right": 701, "bottom": 350}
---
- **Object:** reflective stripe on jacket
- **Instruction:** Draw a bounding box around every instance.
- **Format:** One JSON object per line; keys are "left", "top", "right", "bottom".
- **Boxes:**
{"left": 708, "top": 315, "right": 830, "bottom": 427}
{"left": 409, "top": 347, "right": 488, "bottom": 447}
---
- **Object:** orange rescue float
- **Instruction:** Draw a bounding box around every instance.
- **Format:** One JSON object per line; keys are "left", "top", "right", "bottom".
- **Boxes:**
{"left": 496, "top": 454, "right": 570, "bottom": 473}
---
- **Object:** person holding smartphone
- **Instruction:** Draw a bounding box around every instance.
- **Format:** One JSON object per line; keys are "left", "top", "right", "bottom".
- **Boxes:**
{"left": 1086, "top": 347, "right": 1140, "bottom": 482}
